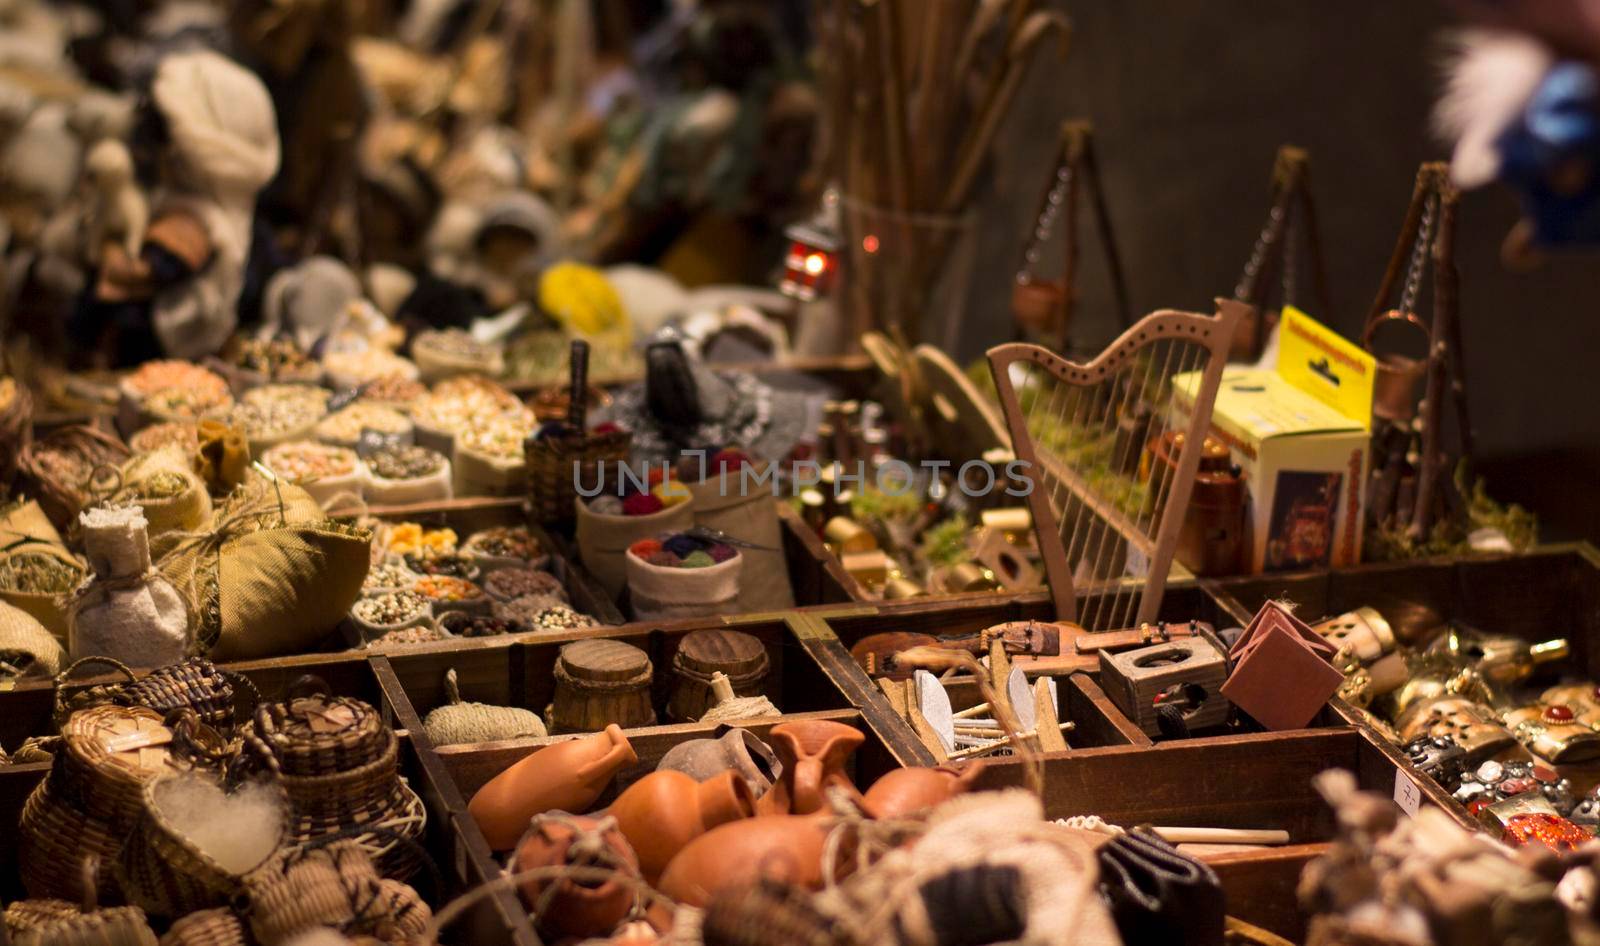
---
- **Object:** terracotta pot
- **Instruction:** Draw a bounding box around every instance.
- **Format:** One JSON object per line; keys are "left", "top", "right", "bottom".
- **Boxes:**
{"left": 469, "top": 724, "right": 638, "bottom": 850}
{"left": 656, "top": 728, "right": 782, "bottom": 799}
{"left": 514, "top": 813, "right": 641, "bottom": 940}
{"left": 757, "top": 720, "right": 864, "bottom": 816}
{"left": 657, "top": 814, "right": 830, "bottom": 908}
{"left": 607, "top": 769, "right": 756, "bottom": 882}
{"left": 861, "top": 763, "right": 987, "bottom": 820}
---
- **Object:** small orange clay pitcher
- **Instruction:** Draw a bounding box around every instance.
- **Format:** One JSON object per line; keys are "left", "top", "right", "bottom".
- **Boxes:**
{"left": 607, "top": 769, "right": 755, "bottom": 883}
{"left": 469, "top": 724, "right": 638, "bottom": 849}
{"left": 514, "top": 813, "right": 641, "bottom": 940}
{"left": 861, "top": 762, "right": 987, "bottom": 819}
{"left": 757, "top": 719, "right": 864, "bottom": 816}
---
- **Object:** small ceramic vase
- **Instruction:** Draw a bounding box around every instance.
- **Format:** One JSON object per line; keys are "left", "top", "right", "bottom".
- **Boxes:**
{"left": 469, "top": 724, "right": 638, "bottom": 849}
{"left": 657, "top": 814, "right": 831, "bottom": 908}
{"left": 861, "top": 762, "right": 987, "bottom": 820}
{"left": 514, "top": 813, "right": 641, "bottom": 940}
{"left": 607, "top": 769, "right": 756, "bottom": 882}
{"left": 757, "top": 719, "right": 864, "bottom": 816}
{"left": 656, "top": 728, "right": 782, "bottom": 799}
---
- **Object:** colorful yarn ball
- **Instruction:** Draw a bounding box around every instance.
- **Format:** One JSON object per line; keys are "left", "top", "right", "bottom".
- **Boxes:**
{"left": 630, "top": 538, "right": 663, "bottom": 559}
{"left": 662, "top": 534, "right": 703, "bottom": 558}
{"left": 681, "top": 550, "right": 715, "bottom": 568}
{"left": 707, "top": 543, "right": 738, "bottom": 563}
{"left": 622, "top": 493, "right": 664, "bottom": 516}
{"left": 590, "top": 495, "right": 625, "bottom": 516}
{"left": 592, "top": 421, "right": 622, "bottom": 435}
{"left": 646, "top": 550, "right": 682, "bottom": 567}
{"left": 652, "top": 480, "right": 691, "bottom": 507}
{"left": 647, "top": 465, "right": 671, "bottom": 487}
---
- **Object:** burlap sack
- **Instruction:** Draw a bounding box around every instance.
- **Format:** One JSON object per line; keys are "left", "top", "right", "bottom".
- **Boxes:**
{"left": 69, "top": 508, "right": 190, "bottom": 668}
{"left": 106, "top": 448, "right": 212, "bottom": 558}
{"left": 453, "top": 446, "right": 525, "bottom": 498}
{"left": 158, "top": 481, "right": 370, "bottom": 660}
{"left": 574, "top": 496, "right": 695, "bottom": 600}
{"left": 0, "top": 599, "right": 64, "bottom": 677}
{"left": 0, "top": 503, "right": 82, "bottom": 642}
{"left": 685, "top": 465, "right": 793, "bottom": 610}
{"left": 196, "top": 420, "right": 252, "bottom": 495}
{"left": 625, "top": 547, "right": 741, "bottom": 620}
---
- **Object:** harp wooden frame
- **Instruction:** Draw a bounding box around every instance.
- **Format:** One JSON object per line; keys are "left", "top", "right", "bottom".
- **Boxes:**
{"left": 987, "top": 298, "right": 1247, "bottom": 625}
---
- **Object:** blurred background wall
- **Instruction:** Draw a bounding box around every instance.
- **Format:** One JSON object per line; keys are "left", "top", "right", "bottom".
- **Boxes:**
{"left": 954, "top": 0, "right": 1600, "bottom": 539}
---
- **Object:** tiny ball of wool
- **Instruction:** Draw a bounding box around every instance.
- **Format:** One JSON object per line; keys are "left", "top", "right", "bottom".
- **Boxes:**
{"left": 623, "top": 493, "right": 664, "bottom": 516}
{"left": 630, "top": 538, "right": 663, "bottom": 559}
{"left": 646, "top": 550, "right": 682, "bottom": 567}
{"left": 662, "top": 534, "right": 703, "bottom": 558}
{"left": 592, "top": 421, "right": 622, "bottom": 434}
{"left": 708, "top": 543, "right": 738, "bottom": 563}
{"left": 681, "top": 550, "right": 715, "bottom": 568}
{"left": 590, "top": 494, "right": 625, "bottom": 516}
{"left": 647, "top": 465, "right": 670, "bottom": 487}
{"left": 712, "top": 448, "right": 749, "bottom": 472}
{"left": 652, "top": 481, "right": 690, "bottom": 507}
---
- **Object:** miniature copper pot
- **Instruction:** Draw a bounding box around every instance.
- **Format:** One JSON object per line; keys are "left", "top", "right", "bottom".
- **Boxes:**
{"left": 861, "top": 762, "right": 987, "bottom": 820}
{"left": 606, "top": 769, "right": 756, "bottom": 883}
{"left": 657, "top": 814, "right": 831, "bottom": 908}
{"left": 1363, "top": 310, "right": 1430, "bottom": 423}
{"left": 757, "top": 720, "right": 865, "bottom": 816}
{"left": 514, "top": 813, "right": 641, "bottom": 940}
{"left": 469, "top": 724, "right": 638, "bottom": 850}
{"left": 1011, "top": 279, "right": 1065, "bottom": 333}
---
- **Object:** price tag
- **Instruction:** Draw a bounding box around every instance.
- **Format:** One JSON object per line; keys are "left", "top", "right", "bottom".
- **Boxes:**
{"left": 1393, "top": 769, "right": 1422, "bottom": 816}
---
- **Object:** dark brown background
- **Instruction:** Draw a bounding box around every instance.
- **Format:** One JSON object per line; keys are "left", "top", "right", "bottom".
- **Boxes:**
{"left": 949, "top": 1, "right": 1600, "bottom": 540}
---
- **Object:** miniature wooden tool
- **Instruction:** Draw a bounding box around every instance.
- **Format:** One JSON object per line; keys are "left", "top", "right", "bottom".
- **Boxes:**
{"left": 1100, "top": 636, "right": 1230, "bottom": 738}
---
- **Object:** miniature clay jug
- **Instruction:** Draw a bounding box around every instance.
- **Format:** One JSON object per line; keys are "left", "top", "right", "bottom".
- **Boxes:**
{"left": 656, "top": 814, "right": 831, "bottom": 907}
{"left": 469, "top": 724, "right": 638, "bottom": 849}
{"left": 514, "top": 813, "right": 641, "bottom": 939}
{"left": 757, "top": 719, "right": 864, "bottom": 815}
{"left": 607, "top": 769, "right": 756, "bottom": 882}
{"left": 656, "top": 727, "right": 781, "bottom": 799}
{"left": 861, "top": 762, "right": 987, "bottom": 820}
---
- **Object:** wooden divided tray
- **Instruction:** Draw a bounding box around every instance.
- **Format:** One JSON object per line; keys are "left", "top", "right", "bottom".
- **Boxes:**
{"left": 1208, "top": 543, "right": 1600, "bottom": 832}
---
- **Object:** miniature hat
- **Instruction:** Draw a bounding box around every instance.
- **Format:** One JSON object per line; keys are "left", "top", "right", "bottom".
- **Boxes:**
{"left": 261, "top": 256, "right": 363, "bottom": 351}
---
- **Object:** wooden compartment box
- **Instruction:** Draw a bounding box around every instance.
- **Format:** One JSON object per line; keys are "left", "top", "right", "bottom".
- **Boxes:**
{"left": 807, "top": 582, "right": 1346, "bottom": 766}
{"left": 966, "top": 726, "right": 1425, "bottom": 942}
{"left": 1206, "top": 543, "right": 1600, "bottom": 829}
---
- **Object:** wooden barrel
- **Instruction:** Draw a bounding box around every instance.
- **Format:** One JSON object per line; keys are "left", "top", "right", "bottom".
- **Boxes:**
{"left": 667, "top": 629, "right": 771, "bottom": 722}
{"left": 551, "top": 639, "right": 656, "bottom": 734}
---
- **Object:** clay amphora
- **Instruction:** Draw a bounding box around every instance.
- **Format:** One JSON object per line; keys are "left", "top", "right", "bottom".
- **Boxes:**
{"left": 514, "top": 812, "right": 640, "bottom": 940}
{"left": 861, "top": 762, "right": 987, "bottom": 819}
{"left": 656, "top": 814, "right": 830, "bottom": 907}
{"left": 469, "top": 724, "right": 638, "bottom": 849}
{"left": 757, "top": 719, "right": 864, "bottom": 815}
{"left": 607, "top": 769, "right": 756, "bottom": 882}
{"left": 656, "top": 727, "right": 781, "bottom": 799}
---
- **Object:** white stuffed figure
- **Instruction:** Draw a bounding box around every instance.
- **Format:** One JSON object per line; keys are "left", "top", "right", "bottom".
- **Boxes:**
{"left": 83, "top": 138, "right": 147, "bottom": 263}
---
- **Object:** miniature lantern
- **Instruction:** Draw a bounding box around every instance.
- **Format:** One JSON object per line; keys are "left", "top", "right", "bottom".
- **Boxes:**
{"left": 779, "top": 193, "right": 842, "bottom": 302}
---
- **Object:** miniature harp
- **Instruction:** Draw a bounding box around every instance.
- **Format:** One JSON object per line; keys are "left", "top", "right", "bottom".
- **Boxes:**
{"left": 987, "top": 299, "right": 1246, "bottom": 629}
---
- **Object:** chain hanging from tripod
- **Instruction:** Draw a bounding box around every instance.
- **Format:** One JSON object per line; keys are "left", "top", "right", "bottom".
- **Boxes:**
{"left": 1230, "top": 146, "right": 1333, "bottom": 362}
{"left": 1010, "top": 121, "right": 1133, "bottom": 351}
{"left": 1361, "top": 163, "right": 1473, "bottom": 543}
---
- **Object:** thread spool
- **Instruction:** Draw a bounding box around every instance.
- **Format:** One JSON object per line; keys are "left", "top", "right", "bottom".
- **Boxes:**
{"left": 551, "top": 639, "right": 656, "bottom": 734}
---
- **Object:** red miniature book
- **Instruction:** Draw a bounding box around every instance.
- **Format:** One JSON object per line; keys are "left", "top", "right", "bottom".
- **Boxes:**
{"left": 1220, "top": 601, "right": 1344, "bottom": 731}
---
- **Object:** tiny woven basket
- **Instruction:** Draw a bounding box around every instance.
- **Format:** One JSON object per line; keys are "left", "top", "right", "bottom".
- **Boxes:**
{"left": 16, "top": 425, "right": 131, "bottom": 529}
{"left": 19, "top": 705, "right": 174, "bottom": 901}
{"left": 54, "top": 656, "right": 249, "bottom": 734}
{"left": 159, "top": 908, "right": 249, "bottom": 946}
{"left": 2, "top": 898, "right": 158, "bottom": 946}
{"left": 249, "top": 682, "right": 427, "bottom": 880}
{"left": 118, "top": 768, "right": 289, "bottom": 918}
{"left": 524, "top": 339, "right": 629, "bottom": 525}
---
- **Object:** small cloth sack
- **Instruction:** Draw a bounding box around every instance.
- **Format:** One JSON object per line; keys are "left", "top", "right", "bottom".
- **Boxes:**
{"left": 69, "top": 506, "right": 191, "bottom": 668}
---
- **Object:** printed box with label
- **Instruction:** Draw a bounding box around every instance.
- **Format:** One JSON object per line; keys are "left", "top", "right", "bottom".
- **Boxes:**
{"left": 1172, "top": 309, "right": 1372, "bottom": 574}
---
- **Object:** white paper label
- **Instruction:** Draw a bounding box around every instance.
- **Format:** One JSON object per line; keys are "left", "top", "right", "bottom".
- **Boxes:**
{"left": 1393, "top": 770, "right": 1422, "bottom": 816}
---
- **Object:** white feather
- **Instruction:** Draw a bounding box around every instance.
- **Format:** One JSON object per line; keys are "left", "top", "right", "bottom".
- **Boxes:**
{"left": 1435, "top": 30, "right": 1553, "bottom": 188}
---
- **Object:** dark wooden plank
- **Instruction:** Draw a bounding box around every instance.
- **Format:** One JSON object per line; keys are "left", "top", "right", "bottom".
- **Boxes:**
{"left": 1211, "top": 843, "right": 1326, "bottom": 942}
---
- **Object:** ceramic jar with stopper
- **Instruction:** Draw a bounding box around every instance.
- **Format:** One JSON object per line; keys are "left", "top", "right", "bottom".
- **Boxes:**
{"left": 68, "top": 505, "right": 189, "bottom": 667}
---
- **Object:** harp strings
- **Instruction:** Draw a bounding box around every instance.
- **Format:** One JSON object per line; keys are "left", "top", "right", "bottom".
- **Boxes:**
{"left": 1075, "top": 345, "right": 1152, "bottom": 629}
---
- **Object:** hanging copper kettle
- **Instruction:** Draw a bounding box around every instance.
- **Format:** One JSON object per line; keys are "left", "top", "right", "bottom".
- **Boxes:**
{"left": 1011, "top": 277, "right": 1066, "bottom": 334}
{"left": 1363, "top": 309, "right": 1430, "bottom": 424}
